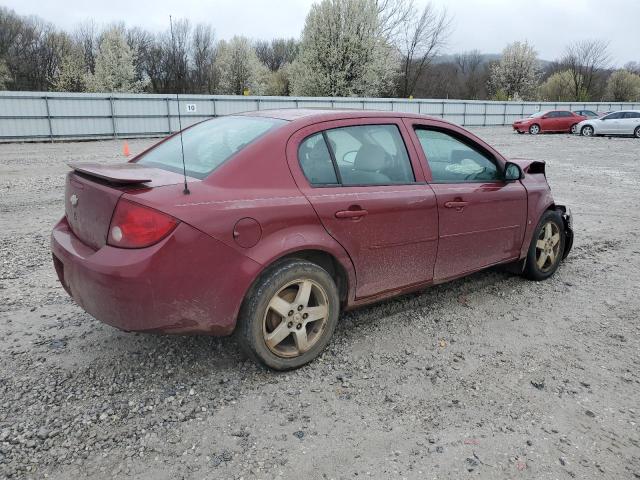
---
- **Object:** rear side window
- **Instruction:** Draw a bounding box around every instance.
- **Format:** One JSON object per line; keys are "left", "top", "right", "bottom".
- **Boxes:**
{"left": 326, "top": 125, "right": 414, "bottom": 185}
{"left": 299, "top": 133, "right": 338, "bottom": 185}
{"left": 623, "top": 112, "right": 640, "bottom": 118}
{"left": 415, "top": 129, "right": 500, "bottom": 183}
{"left": 298, "top": 124, "right": 415, "bottom": 186}
{"left": 137, "top": 116, "right": 286, "bottom": 179}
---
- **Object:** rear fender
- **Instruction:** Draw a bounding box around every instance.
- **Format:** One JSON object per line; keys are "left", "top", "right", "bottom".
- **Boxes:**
{"left": 243, "top": 225, "right": 358, "bottom": 305}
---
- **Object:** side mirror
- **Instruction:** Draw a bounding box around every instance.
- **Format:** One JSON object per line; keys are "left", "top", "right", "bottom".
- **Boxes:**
{"left": 504, "top": 162, "right": 523, "bottom": 181}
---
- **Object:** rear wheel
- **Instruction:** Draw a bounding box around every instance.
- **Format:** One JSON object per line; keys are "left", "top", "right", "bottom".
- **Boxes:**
{"left": 529, "top": 124, "right": 540, "bottom": 135}
{"left": 581, "top": 125, "right": 594, "bottom": 137}
{"left": 235, "top": 259, "right": 340, "bottom": 370}
{"left": 570, "top": 123, "right": 578, "bottom": 134}
{"left": 523, "top": 210, "right": 565, "bottom": 281}
{"left": 634, "top": 126, "right": 640, "bottom": 138}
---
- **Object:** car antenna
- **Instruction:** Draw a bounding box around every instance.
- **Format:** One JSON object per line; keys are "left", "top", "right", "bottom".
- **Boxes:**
{"left": 169, "top": 15, "right": 190, "bottom": 195}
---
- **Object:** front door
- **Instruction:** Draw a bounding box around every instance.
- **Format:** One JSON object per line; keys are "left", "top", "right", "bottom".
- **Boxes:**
{"left": 288, "top": 119, "right": 439, "bottom": 298}
{"left": 598, "top": 112, "right": 623, "bottom": 133}
{"left": 405, "top": 121, "right": 527, "bottom": 282}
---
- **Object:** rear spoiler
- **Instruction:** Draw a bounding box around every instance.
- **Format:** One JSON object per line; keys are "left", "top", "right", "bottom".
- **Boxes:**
{"left": 68, "top": 162, "right": 152, "bottom": 185}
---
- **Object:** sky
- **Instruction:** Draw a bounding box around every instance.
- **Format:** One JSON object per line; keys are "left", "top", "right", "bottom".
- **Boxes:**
{"left": 3, "top": 0, "right": 638, "bottom": 66}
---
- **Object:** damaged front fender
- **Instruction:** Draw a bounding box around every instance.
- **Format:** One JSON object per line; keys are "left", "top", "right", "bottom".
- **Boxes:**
{"left": 554, "top": 204, "right": 574, "bottom": 259}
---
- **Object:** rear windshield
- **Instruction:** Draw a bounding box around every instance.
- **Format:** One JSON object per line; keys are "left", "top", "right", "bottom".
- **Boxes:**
{"left": 137, "top": 116, "right": 286, "bottom": 179}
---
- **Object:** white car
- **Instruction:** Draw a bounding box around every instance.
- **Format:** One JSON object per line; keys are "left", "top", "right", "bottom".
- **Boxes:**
{"left": 576, "top": 110, "right": 640, "bottom": 138}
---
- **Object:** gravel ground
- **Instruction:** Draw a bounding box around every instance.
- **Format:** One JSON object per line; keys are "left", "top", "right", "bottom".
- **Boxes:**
{"left": 1, "top": 127, "right": 639, "bottom": 480}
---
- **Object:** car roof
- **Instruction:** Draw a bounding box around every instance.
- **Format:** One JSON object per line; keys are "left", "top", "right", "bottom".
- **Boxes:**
{"left": 237, "top": 108, "right": 438, "bottom": 124}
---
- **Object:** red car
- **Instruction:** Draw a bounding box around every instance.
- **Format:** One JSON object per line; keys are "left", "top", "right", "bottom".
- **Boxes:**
{"left": 51, "top": 110, "right": 573, "bottom": 370}
{"left": 512, "top": 110, "right": 586, "bottom": 135}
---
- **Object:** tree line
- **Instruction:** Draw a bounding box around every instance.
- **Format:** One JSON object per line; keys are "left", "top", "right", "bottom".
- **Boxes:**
{"left": 1, "top": 0, "right": 639, "bottom": 101}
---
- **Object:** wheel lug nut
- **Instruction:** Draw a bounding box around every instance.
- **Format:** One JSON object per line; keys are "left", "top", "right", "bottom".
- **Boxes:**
{"left": 302, "top": 313, "right": 308, "bottom": 319}
{"left": 296, "top": 323, "right": 302, "bottom": 329}
{"left": 287, "top": 321, "right": 293, "bottom": 328}
{"left": 288, "top": 310, "right": 294, "bottom": 316}
{"left": 297, "top": 305, "right": 303, "bottom": 311}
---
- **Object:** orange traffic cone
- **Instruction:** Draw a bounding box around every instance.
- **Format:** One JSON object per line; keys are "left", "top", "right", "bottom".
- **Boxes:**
{"left": 123, "top": 141, "right": 130, "bottom": 157}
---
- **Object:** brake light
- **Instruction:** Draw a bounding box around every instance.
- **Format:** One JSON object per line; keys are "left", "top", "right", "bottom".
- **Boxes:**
{"left": 108, "top": 199, "right": 178, "bottom": 248}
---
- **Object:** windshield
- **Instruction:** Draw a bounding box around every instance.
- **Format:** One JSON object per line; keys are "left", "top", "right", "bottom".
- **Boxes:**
{"left": 529, "top": 111, "right": 547, "bottom": 118}
{"left": 137, "top": 116, "right": 286, "bottom": 179}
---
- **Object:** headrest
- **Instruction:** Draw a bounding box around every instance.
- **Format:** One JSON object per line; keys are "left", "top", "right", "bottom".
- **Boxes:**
{"left": 354, "top": 144, "right": 386, "bottom": 172}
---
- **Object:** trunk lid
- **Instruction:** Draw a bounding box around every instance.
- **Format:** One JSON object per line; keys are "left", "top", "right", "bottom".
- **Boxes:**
{"left": 64, "top": 162, "right": 190, "bottom": 250}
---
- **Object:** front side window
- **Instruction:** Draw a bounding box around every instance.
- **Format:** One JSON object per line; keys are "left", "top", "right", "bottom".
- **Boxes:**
{"left": 602, "top": 112, "right": 623, "bottom": 120}
{"left": 137, "top": 116, "right": 286, "bottom": 179}
{"left": 415, "top": 129, "right": 501, "bottom": 183}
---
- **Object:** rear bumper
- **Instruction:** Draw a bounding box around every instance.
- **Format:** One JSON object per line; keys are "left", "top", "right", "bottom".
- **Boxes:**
{"left": 51, "top": 216, "right": 261, "bottom": 335}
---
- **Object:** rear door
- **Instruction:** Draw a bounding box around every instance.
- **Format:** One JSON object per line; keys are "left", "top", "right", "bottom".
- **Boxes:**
{"left": 622, "top": 112, "right": 640, "bottom": 134}
{"left": 287, "top": 118, "right": 439, "bottom": 299}
{"left": 558, "top": 111, "right": 577, "bottom": 131}
{"left": 404, "top": 119, "right": 527, "bottom": 282}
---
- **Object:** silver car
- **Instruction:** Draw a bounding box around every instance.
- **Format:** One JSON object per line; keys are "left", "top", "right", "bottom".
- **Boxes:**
{"left": 576, "top": 110, "right": 640, "bottom": 138}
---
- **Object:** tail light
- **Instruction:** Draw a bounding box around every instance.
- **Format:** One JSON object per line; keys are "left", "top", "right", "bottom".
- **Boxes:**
{"left": 108, "top": 199, "right": 178, "bottom": 249}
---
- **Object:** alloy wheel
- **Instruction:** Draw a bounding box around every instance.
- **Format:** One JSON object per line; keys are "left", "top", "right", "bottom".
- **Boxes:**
{"left": 582, "top": 126, "right": 594, "bottom": 137}
{"left": 529, "top": 125, "right": 540, "bottom": 135}
{"left": 570, "top": 124, "right": 578, "bottom": 134}
{"left": 262, "top": 279, "right": 329, "bottom": 358}
{"left": 535, "top": 222, "right": 561, "bottom": 272}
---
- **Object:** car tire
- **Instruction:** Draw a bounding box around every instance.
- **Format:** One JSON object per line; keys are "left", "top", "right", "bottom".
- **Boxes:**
{"left": 570, "top": 123, "right": 578, "bottom": 134}
{"left": 634, "top": 126, "right": 640, "bottom": 138}
{"left": 581, "top": 125, "right": 594, "bottom": 137}
{"left": 523, "top": 210, "right": 566, "bottom": 281}
{"left": 529, "top": 124, "right": 540, "bottom": 135}
{"left": 235, "top": 259, "right": 340, "bottom": 370}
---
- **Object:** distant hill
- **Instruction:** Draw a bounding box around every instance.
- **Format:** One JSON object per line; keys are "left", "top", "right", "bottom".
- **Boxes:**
{"left": 433, "top": 53, "right": 552, "bottom": 67}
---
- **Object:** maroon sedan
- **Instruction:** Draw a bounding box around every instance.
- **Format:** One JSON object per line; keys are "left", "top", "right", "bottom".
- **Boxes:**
{"left": 512, "top": 110, "right": 586, "bottom": 134}
{"left": 52, "top": 110, "right": 573, "bottom": 370}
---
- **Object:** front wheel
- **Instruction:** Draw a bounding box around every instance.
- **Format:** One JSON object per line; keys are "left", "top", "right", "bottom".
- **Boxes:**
{"left": 581, "top": 125, "right": 594, "bottom": 137}
{"left": 235, "top": 259, "right": 340, "bottom": 370}
{"left": 529, "top": 124, "right": 540, "bottom": 135}
{"left": 523, "top": 210, "right": 566, "bottom": 281}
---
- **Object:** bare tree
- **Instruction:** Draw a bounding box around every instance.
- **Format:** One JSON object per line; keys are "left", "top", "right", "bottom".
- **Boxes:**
{"left": 191, "top": 23, "right": 218, "bottom": 93}
{"left": 560, "top": 39, "right": 610, "bottom": 101}
{"left": 126, "top": 26, "right": 154, "bottom": 89}
{"left": 74, "top": 20, "right": 98, "bottom": 74}
{"left": 254, "top": 38, "right": 298, "bottom": 72}
{"left": 375, "top": 0, "right": 413, "bottom": 42}
{"left": 624, "top": 61, "right": 640, "bottom": 75}
{"left": 454, "top": 50, "right": 484, "bottom": 99}
{"left": 397, "top": 2, "right": 451, "bottom": 97}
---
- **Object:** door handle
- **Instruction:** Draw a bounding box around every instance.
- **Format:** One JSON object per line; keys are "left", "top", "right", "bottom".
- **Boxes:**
{"left": 335, "top": 209, "right": 368, "bottom": 219}
{"left": 444, "top": 201, "right": 468, "bottom": 210}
